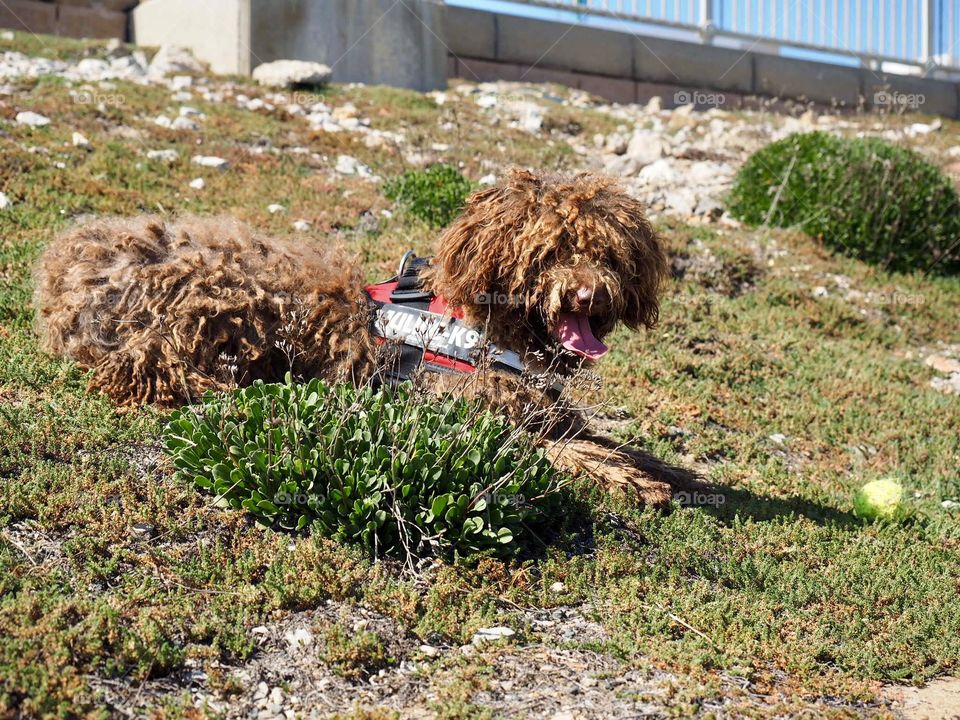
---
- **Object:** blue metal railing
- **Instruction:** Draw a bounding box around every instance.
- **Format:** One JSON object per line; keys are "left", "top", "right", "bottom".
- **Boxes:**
{"left": 469, "top": 0, "right": 959, "bottom": 72}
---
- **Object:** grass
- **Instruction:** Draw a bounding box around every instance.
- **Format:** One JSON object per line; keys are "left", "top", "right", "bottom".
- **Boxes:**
{"left": 1, "top": 31, "right": 959, "bottom": 717}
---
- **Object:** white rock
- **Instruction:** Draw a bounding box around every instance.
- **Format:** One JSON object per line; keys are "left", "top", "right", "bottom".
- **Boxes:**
{"left": 147, "top": 149, "right": 178, "bottom": 163}
{"left": 419, "top": 644, "right": 441, "bottom": 657}
{"left": 191, "top": 155, "right": 229, "bottom": 170}
{"left": 178, "top": 105, "right": 202, "bottom": 118}
{"left": 0, "top": 192, "right": 11, "bottom": 210}
{"left": 625, "top": 130, "right": 665, "bottom": 167}
{"left": 15, "top": 111, "right": 50, "bottom": 127}
{"left": 292, "top": 219, "right": 311, "bottom": 231}
{"left": 72, "top": 132, "right": 89, "bottom": 147}
{"left": 924, "top": 354, "right": 960, "bottom": 375}
{"left": 189, "top": 177, "right": 205, "bottom": 189}
{"left": 550, "top": 581, "right": 565, "bottom": 593}
{"left": 812, "top": 286, "right": 829, "bottom": 298}
{"left": 170, "top": 75, "right": 193, "bottom": 90}
{"left": 267, "top": 204, "right": 285, "bottom": 214}
{"left": 479, "top": 173, "right": 496, "bottom": 186}
{"left": 472, "top": 626, "right": 515, "bottom": 645}
{"left": 253, "top": 60, "right": 331, "bottom": 88}
{"left": 283, "top": 627, "right": 313, "bottom": 650}
{"left": 0, "top": 31, "right": 13, "bottom": 41}
{"left": 148, "top": 45, "right": 204, "bottom": 78}
{"left": 930, "top": 373, "right": 960, "bottom": 395}
{"left": 153, "top": 114, "right": 172, "bottom": 128}
{"left": 768, "top": 433, "right": 787, "bottom": 444}
{"left": 335, "top": 154, "right": 371, "bottom": 177}
{"left": 637, "top": 158, "right": 679, "bottom": 185}
{"left": 171, "top": 116, "right": 198, "bottom": 130}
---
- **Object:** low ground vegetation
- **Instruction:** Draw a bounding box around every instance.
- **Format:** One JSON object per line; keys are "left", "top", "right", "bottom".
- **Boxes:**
{"left": 0, "top": 32, "right": 958, "bottom": 718}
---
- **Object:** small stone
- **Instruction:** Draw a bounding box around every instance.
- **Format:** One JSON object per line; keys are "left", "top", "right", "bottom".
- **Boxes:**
{"left": 925, "top": 354, "right": 960, "bottom": 375}
{"left": 191, "top": 155, "right": 229, "bottom": 170}
{"left": 284, "top": 627, "right": 313, "bottom": 650}
{"left": 253, "top": 681, "right": 269, "bottom": 700}
{"left": 479, "top": 173, "right": 496, "bottom": 186}
{"left": 146, "top": 149, "right": 178, "bottom": 163}
{"left": 0, "top": 30, "right": 13, "bottom": 41}
{"left": 292, "top": 219, "right": 311, "bottom": 231}
{"left": 131, "top": 523, "right": 154, "bottom": 537}
{"left": 768, "top": 433, "right": 787, "bottom": 444}
{"left": 472, "top": 626, "right": 515, "bottom": 645}
{"left": 251, "top": 625, "right": 269, "bottom": 635}
{"left": 178, "top": 105, "right": 202, "bottom": 118}
{"left": 550, "top": 581, "right": 566, "bottom": 593}
{"left": 15, "top": 111, "right": 50, "bottom": 127}
{"left": 171, "top": 116, "right": 198, "bottom": 130}
{"left": 419, "top": 644, "right": 441, "bottom": 658}
{"left": 170, "top": 75, "right": 193, "bottom": 90}
{"left": 267, "top": 204, "right": 285, "bottom": 214}
{"left": 189, "top": 177, "right": 205, "bottom": 189}
{"left": 812, "top": 286, "right": 829, "bottom": 298}
{"left": 72, "top": 132, "right": 90, "bottom": 147}
{"left": 253, "top": 59, "right": 332, "bottom": 88}
{"left": 0, "top": 192, "right": 11, "bottom": 210}
{"left": 269, "top": 687, "right": 284, "bottom": 705}
{"left": 148, "top": 45, "right": 205, "bottom": 78}
{"left": 335, "top": 155, "right": 372, "bottom": 177}
{"left": 942, "top": 500, "right": 960, "bottom": 509}
{"left": 153, "top": 114, "right": 172, "bottom": 128}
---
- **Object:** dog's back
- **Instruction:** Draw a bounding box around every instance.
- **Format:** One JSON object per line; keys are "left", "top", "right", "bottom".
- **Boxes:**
{"left": 36, "top": 216, "right": 375, "bottom": 406}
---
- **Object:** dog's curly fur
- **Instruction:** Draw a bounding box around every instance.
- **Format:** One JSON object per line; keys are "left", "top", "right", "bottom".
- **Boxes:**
{"left": 36, "top": 169, "right": 698, "bottom": 504}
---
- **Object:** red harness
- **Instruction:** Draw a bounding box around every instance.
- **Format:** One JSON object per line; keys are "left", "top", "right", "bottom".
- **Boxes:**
{"left": 364, "top": 279, "right": 478, "bottom": 374}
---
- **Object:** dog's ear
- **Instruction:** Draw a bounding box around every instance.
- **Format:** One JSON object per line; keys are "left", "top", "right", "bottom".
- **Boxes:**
{"left": 608, "top": 195, "right": 669, "bottom": 331}
{"left": 428, "top": 182, "right": 525, "bottom": 308}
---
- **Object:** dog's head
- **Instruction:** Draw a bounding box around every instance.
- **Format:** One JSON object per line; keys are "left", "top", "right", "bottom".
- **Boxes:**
{"left": 425, "top": 169, "right": 667, "bottom": 361}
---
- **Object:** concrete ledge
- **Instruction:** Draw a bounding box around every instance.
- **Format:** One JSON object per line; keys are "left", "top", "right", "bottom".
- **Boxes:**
{"left": 0, "top": 0, "right": 56, "bottom": 35}
{"left": 863, "top": 73, "right": 959, "bottom": 117}
{"left": 754, "top": 54, "right": 862, "bottom": 106}
{"left": 57, "top": 4, "right": 127, "bottom": 39}
{"left": 495, "top": 13, "right": 633, "bottom": 79}
{"left": 633, "top": 36, "right": 753, "bottom": 93}
{"left": 445, "top": 5, "right": 496, "bottom": 62}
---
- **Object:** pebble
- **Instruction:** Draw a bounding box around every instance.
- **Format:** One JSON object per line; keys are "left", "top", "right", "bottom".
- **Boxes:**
{"left": 472, "top": 626, "right": 515, "bottom": 645}
{"left": 335, "top": 154, "right": 372, "bottom": 177}
{"left": 252, "top": 59, "right": 331, "bottom": 88}
{"left": 925, "top": 354, "right": 960, "bottom": 375}
{"left": 189, "top": 177, "right": 205, "bottom": 189}
{"left": 72, "top": 132, "right": 89, "bottom": 147}
{"left": 191, "top": 155, "right": 229, "bottom": 170}
{"left": 292, "top": 219, "right": 311, "bottom": 231}
{"left": 267, "top": 204, "right": 285, "bottom": 214}
{"left": 146, "top": 149, "right": 178, "bottom": 163}
{"left": 15, "top": 111, "right": 50, "bottom": 127}
{"left": 418, "top": 644, "right": 441, "bottom": 657}
{"left": 0, "top": 192, "right": 11, "bottom": 210}
{"left": 550, "top": 581, "right": 566, "bottom": 593}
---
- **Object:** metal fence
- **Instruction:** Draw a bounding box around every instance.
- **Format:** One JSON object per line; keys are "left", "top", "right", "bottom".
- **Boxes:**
{"left": 481, "top": 0, "right": 959, "bottom": 72}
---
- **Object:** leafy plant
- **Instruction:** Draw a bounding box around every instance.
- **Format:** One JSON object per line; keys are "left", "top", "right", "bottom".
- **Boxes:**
{"left": 728, "top": 131, "right": 960, "bottom": 274}
{"left": 383, "top": 164, "right": 474, "bottom": 228}
{"left": 163, "top": 377, "right": 566, "bottom": 560}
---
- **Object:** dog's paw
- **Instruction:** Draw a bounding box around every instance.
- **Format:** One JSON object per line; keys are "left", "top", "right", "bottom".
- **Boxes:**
{"left": 544, "top": 439, "right": 674, "bottom": 507}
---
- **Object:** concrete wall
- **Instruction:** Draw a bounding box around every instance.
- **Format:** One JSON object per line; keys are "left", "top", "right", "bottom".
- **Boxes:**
{"left": 0, "top": 0, "right": 128, "bottom": 39}
{"left": 132, "top": 0, "right": 446, "bottom": 90}
{"left": 132, "top": 0, "right": 248, "bottom": 74}
{"left": 446, "top": 5, "right": 960, "bottom": 118}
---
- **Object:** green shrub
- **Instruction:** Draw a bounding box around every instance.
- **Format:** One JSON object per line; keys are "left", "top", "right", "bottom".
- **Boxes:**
{"left": 162, "top": 378, "right": 566, "bottom": 559}
{"left": 383, "top": 164, "right": 473, "bottom": 228}
{"left": 728, "top": 131, "right": 960, "bottom": 274}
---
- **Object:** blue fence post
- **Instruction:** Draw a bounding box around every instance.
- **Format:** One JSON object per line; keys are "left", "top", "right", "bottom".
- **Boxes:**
{"left": 699, "top": 0, "right": 715, "bottom": 42}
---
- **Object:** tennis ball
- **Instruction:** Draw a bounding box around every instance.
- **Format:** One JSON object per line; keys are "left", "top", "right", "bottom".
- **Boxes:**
{"left": 853, "top": 478, "right": 904, "bottom": 521}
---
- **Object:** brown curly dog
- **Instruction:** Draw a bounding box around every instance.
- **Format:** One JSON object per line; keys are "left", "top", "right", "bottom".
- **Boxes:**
{"left": 36, "top": 169, "right": 698, "bottom": 505}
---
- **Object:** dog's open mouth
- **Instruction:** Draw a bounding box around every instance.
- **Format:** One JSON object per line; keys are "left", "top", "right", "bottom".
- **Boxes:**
{"left": 555, "top": 312, "right": 609, "bottom": 359}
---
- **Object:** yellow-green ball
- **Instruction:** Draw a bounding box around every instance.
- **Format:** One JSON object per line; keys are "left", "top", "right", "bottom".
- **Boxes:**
{"left": 853, "top": 479, "right": 903, "bottom": 521}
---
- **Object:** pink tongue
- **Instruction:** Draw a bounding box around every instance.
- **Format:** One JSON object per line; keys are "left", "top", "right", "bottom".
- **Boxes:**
{"left": 555, "top": 312, "right": 608, "bottom": 359}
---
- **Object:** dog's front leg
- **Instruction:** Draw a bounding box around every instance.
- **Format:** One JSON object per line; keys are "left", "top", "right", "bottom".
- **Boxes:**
{"left": 543, "top": 438, "right": 674, "bottom": 507}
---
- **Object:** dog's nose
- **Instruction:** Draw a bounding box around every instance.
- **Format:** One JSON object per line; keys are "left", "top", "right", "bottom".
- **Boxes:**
{"left": 576, "top": 287, "right": 593, "bottom": 302}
